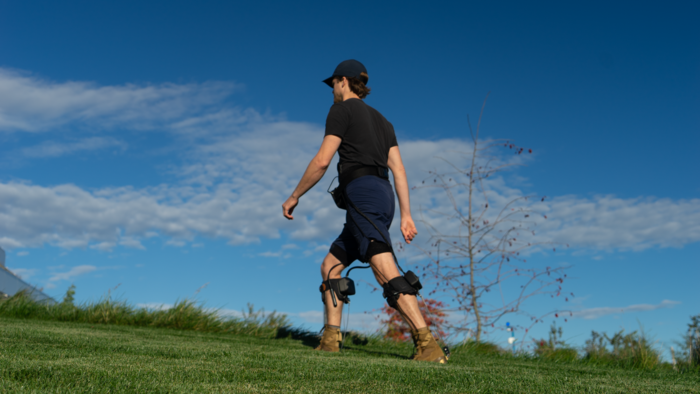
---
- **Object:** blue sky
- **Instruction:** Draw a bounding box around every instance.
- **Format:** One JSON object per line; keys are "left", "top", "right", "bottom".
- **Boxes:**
{"left": 1, "top": 0, "right": 698, "bottom": 353}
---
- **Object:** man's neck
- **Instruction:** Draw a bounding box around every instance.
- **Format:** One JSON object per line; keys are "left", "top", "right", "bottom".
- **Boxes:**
{"left": 342, "top": 92, "right": 360, "bottom": 101}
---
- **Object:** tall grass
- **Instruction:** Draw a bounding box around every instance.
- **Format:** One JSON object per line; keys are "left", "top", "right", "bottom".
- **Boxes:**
{"left": 672, "top": 315, "right": 700, "bottom": 373}
{"left": 0, "top": 289, "right": 290, "bottom": 338}
{"left": 583, "top": 327, "right": 660, "bottom": 370}
{"left": 533, "top": 322, "right": 580, "bottom": 362}
{"left": 451, "top": 339, "right": 505, "bottom": 356}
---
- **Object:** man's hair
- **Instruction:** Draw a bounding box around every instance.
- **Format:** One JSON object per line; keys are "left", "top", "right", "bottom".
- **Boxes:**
{"left": 335, "top": 73, "right": 371, "bottom": 99}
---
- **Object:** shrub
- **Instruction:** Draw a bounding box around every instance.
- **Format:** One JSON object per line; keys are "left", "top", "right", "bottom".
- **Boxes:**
{"left": 0, "top": 288, "right": 290, "bottom": 339}
{"left": 584, "top": 327, "right": 660, "bottom": 370}
{"left": 673, "top": 314, "right": 700, "bottom": 372}
{"left": 534, "top": 322, "right": 579, "bottom": 362}
{"left": 451, "top": 339, "right": 505, "bottom": 356}
{"left": 687, "top": 315, "right": 700, "bottom": 368}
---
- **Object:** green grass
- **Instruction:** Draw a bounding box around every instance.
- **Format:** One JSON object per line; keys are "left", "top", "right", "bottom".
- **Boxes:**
{"left": 1, "top": 318, "right": 698, "bottom": 393}
{"left": 0, "top": 290, "right": 289, "bottom": 338}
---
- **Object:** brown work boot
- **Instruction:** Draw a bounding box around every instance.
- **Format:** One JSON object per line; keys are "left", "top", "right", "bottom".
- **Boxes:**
{"left": 412, "top": 327, "right": 447, "bottom": 363}
{"left": 410, "top": 329, "right": 422, "bottom": 359}
{"left": 315, "top": 324, "right": 342, "bottom": 352}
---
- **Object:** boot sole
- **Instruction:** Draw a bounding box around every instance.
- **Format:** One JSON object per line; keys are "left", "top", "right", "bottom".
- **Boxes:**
{"left": 314, "top": 346, "right": 340, "bottom": 352}
{"left": 413, "top": 355, "right": 447, "bottom": 363}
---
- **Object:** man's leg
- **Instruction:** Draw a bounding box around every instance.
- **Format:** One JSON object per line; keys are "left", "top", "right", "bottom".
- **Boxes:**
{"left": 315, "top": 252, "right": 346, "bottom": 352}
{"left": 320, "top": 252, "right": 346, "bottom": 326}
{"left": 369, "top": 250, "right": 446, "bottom": 363}
{"left": 368, "top": 251, "right": 426, "bottom": 330}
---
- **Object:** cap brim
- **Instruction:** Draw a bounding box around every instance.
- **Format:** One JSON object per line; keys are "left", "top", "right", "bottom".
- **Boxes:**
{"left": 322, "top": 76, "right": 334, "bottom": 88}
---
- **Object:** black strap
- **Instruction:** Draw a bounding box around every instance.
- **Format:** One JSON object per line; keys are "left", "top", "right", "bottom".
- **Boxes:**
{"left": 339, "top": 165, "right": 389, "bottom": 188}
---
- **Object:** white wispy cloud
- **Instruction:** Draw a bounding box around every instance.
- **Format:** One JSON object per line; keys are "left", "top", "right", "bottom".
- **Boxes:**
{"left": 0, "top": 236, "right": 24, "bottom": 249}
{"left": 21, "top": 137, "right": 127, "bottom": 158}
{"left": 397, "top": 144, "right": 700, "bottom": 257}
{"left": 89, "top": 241, "right": 116, "bottom": 252}
{"left": 259, "top": 251, "right": 283, "bottom": 257}
{"left": 119, "top": 237, "right": 145, "bottom": 250}
{"left": 165, "top": 239, "right": 187, "bottom": 247}
{"left": 45, "top": 265, "right": 97, "bottom": 288}
{"left": 297, "top": 310, "right": 324, "bottom": 323}
{"left": 0, "top": 69, "right": 697, "bottom": 255}
{"left": 0, "top": 68, "right": 239, "bottom": 133}
{"left": 2, "top": 132, "right": 698, "bottom": 253}
{"left": 136, "top": 303, "right": 174, "bottom": 311}
{"left": 217, "top": 308, "right": 244, "bottom": 318}
{"left": 543, "top": 196, "right": 700, "bottom": 251}
{"left": 571, "top": 300, "right": 681, "bottom": 320}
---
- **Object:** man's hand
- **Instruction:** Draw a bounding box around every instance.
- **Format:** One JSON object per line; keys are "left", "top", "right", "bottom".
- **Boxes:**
{"left": 400, "top": 217, "right": 418, "bottom": 244}
{"left": 282, "top": 196, "right": 299, "bottom": 220}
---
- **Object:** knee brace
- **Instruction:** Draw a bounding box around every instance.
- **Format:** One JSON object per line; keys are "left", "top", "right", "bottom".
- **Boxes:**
{"left": 382, "top": 271, "right": 421, "bottom": 310}
{"left": 320, "top": 278, "right": 356, "bottom": 305}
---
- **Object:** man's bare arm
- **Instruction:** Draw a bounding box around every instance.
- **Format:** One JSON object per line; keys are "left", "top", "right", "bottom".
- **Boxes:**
{"left": 282, "top": 135, "right": 342, "bottom": 220}
{"left": 387, "top": 146, "right": 418, "bottom": 243}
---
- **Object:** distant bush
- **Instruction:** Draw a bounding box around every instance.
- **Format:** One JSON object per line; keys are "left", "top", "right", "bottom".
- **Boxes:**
{"left": 451, "top": 339, "right": 505, "bottom": 356}
{"left": 583, "top": 327, "right": 660, "bottom": 370}
{"left": 672, "top": 314, "right": 700, "bottom": 372}
{"left": 0, "top": 288, "right": 290, "bottom": 339}
{"left": 534, "top": 323, "right": 579, "bottom": 362}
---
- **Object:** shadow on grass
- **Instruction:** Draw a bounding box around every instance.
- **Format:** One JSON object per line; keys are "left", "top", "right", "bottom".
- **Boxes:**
{"left": 276, "top": 326, "right": 320, "bottom": 348}
{"left": 340, "top": 345, "right": 410, "bottom": 360}
{"left": 275, "top": 327, "right": 409, "bottom": 359}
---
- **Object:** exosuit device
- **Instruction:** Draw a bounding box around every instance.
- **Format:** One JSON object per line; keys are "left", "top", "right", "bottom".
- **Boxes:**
{"left": 320, "top": 275, "right": 355, "bottom": 306}
{"left": 322, "top": 166, "right": 450, "bottom": 358}
{"left": 382, "top": 270, "right": 422, "bottom": 309}
{"left": 322, "top": 166, "right": 424, "bottom": 312}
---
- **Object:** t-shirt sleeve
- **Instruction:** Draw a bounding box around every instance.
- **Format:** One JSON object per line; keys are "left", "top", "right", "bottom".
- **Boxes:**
{"left": 388, "top": 121, "right": 398, "bottom": 147}
{"left": 324, "top": 104, "right": 350, "bottom": 139}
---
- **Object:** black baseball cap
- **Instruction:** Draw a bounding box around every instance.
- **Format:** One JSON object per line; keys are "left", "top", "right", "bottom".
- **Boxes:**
{"left": 323, "top": 59, "right": 368, "bottom": 87}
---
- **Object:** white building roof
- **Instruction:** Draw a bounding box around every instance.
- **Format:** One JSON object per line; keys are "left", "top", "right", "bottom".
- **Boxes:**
{"left": 0, "top": 246, "right": 55, "bottom": 304}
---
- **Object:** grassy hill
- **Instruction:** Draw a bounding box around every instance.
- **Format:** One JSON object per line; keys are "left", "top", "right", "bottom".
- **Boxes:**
{"left": 1, "top": 317, "right": 698, "bottom": 393}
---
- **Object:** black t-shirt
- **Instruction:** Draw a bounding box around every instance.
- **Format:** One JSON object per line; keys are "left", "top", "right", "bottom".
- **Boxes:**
{"left": 324, "top": 98, "right": 398, "bottom": 174}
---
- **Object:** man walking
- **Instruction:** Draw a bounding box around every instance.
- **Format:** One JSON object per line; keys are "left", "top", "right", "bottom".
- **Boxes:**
{"left": 282, "top": 60, "right": 446, "bottom": 363}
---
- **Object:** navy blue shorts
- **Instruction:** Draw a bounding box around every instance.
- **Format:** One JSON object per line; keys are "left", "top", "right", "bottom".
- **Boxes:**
{"left": 330, "top": 175, "right": 395, "bottom": 265}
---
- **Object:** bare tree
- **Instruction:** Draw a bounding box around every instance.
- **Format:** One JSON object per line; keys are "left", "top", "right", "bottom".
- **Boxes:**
{"left": 414, "top": 95, "right": 570, "bottom": 344}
